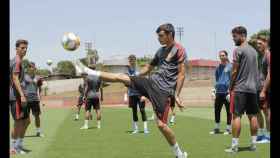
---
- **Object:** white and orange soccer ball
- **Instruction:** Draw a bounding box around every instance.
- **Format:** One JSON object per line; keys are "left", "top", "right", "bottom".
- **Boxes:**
{"left": 61, "top": 32, "right": 80, "bottom": 51}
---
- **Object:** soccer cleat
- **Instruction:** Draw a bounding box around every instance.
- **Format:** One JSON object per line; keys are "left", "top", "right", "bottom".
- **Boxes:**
{"left": 176, "top": 151, "right": 188, "bottom": 158}
{"left": 256, "top": 135, "right": 265, "bottom": 141}
{"left": 249, "top": 144, "right": 257, "bottom": 151}
{"left": 80, "top": 125, "right": 89, "bottom": 130}
{"left": 97, "top": 125, "right": 101, "bottom": 129}
{"left": 209, "top": 128, "right": 220, "bottom": 134}
{"left": 169, "top": 121, "right": 175, "bottom": 126}
{"left": 223, "top": 129, "right": 232, "bottom": 135}
{"left": 36, "top": 132, "right": 45, "bottom": 137}
{"left": 131, "top": 129, "right": 139, "bottom": 134}
{"left": 265, "top": 135, "right": 270, "bottom": 141}
{"left": 256, "top": 135, "right": 270, "bottom": 143}
{"left": 144, "top": 129, "right": 149, "bottom": 134}
{"left": 15, "top": 148, "right": 27, "bottom": 155}
{"left": 225, "top": 146, "right": 238, "bottom": 153}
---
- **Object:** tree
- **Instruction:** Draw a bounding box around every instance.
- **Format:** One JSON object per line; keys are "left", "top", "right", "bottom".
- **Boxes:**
{"left": 36, "top": 69, "right": 51, "bottom": 77}
{"left": 56, "top": 60, "right": 76, "bottom": 76}
{"left": 249, "top": 29, "right": 270, "bottom": 51}
{"left": 80, "top": 58, "right": 88, "bottom": 66}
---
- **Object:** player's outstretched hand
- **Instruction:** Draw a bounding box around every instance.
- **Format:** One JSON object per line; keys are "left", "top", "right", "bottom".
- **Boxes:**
{"left": 175, "top": 95, "right": 185, "bottom": 112}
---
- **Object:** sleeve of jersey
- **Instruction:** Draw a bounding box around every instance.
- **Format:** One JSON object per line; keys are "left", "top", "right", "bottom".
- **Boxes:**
{"left": 232, "top": 48, "right": 241, "bottom": 64}
{"left": 177, "top": 48, "right": 186, "bottom": 63}
{"left": 13, "top": 56, "right": 22, "bottom": 73}
{"left": 150, "top": 49, "right": 160, "bottom": 66}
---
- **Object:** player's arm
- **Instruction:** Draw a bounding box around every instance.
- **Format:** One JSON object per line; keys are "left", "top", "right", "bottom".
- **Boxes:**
{"left": 215, "top": 67, "right": 219, "bottom": 83}
{"left": 12, "top": 72, "right": 26, "bottom": 103}
{"left": 175, "top": 61, "right": 185, "bottom": 110}
{"left": 139, "top": 64, "right": 154, "bottom": 76}
{"left": 260, "top": 53, "right": 271, "bottom": 99}
{"left": 229, "top": 63, "right": 239, "bottom": 91}
{"left": 139, "top": 52, "right": 159, "bottom": 76}
{"left": 124, "top": 87, "right": 128, "bottom": 103}
{"left": 229, "top": 49, "right": 240, "bottom": 92}
{"left": 37, "top": 78, "right": 43, "bottom": 99}
{"left": 262, "top": 68, "right": 270, "bottom": 93}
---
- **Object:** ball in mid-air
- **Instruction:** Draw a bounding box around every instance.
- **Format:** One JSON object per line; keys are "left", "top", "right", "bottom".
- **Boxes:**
{"left": 46, "top": 59, "right": 53, "bottom": 66}
{"left": 61, "top": 32, "right": 80, "bottom": 51}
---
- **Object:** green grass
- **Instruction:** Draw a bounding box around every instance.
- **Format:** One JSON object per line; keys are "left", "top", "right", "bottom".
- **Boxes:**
{"left": 11, "top": 107, "right": 270, "bottom": 158}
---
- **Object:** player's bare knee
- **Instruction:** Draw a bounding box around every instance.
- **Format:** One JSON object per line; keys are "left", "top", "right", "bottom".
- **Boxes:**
{"left": 156, "top": 120, "right": 167, "bottom": 129}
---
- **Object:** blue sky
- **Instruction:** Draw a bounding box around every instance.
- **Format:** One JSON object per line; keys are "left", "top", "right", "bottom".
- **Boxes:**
{"left": 10, "top": 0, "right": 270, "bottom": 69}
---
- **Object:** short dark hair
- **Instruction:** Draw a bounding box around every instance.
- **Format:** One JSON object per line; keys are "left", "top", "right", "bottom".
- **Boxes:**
{"left": 128, "top": 54, "right": 136, "bottom": 60}
{"left": 219, "top": 50, "right": 228, "bottom": 56}
{"left": 232, "top": 26, "right": 247, "bottom": 37}
{"left": 16, "top": 39, "right": 28, "bottom": 48}
{"left": 29, "top": 62, "right": 36, "bottom": 68}
{"left": 156, "top": 23, "right": 175, "bottom": 39}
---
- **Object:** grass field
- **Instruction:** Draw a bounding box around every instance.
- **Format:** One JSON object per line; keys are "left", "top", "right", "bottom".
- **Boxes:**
{"left": 11, "top": 106, "right": 270, "bottom": 158}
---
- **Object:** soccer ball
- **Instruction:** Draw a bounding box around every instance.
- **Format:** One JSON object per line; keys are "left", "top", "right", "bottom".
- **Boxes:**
{"left": 46, "top": 59, "right": 53, "bottom": 66}
{"left": 61, "top": 32, "right": 80, "bottom": 51}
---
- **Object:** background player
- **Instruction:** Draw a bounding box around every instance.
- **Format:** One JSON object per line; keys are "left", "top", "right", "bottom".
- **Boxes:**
{"left": 10, "top": 39, "right": 29, "bottom": 154}
{"left": 210, "top": 50, "right": 232, "bottom": 135}
{"left": 126, "top": 54, "right": 149, "bottom": 134}
{"left": 22, "top": 62, "right": 44, "bottom": 137}
{"left": 80, "top": 65, "right": 103, "bottom": 129}
{"left": 225, "top": 26, "right": 259, "bottom": 153}
{"left": 75, "top": 23, "right": 188, "bottom": 158}
{"left": 74, "top": 72, "right": 87, "bottom": 121}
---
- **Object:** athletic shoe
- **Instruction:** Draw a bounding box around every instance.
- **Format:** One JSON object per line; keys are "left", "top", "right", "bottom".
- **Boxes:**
{"left": 209, "top": 128, "right": 220, "bottom": 134}
{"left": 36, "top": 132, "right": 45, "bottom": 137}
{"left": 131, "top": 129, "right": 138, "bottom": 134}
{"left": 225, "top": 146, "right": 238, "bottom": 153}
{"left": 265, "top": 135, "right": 270, "bottom": 141}
{"left": 15, "top": 148, "right": 27, "bottom": 155}
{"left": 249, "top": 144, "right": 257, "bottom": 151}
{"left": 256, "top": 135, "right": 265, "bottom": 141}
{"left": 144, "top": 129, "right": 149, "bottom": 134}
{"left": 256, "top": 138, "right": 270, "bottom": 144}
{"left": 169, "top": 121, "right": 175, "bottom": 126}
{"left": 176, "top": 151, "right": 188, "bottom": 158}
{"left": 97, "top": 125, "right": 101, "bottom": 129}
{"left": 223, "top": 129, "right": 231, "bottom": 135}
{"left": 80, "top": 125, "right": 89, "bottom": 130}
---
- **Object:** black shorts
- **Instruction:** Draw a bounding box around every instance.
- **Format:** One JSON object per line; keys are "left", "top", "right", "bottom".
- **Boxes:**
{"left": 230, "top": 91, "right": 258, "bottom": 116}
{"left": 130, "top": 76, "right": 171, "bottom": 124}
{"left": 27, "top": 101, "right": 41, "bottom": 116}
{"left": 10, "top": 99, "right": 29, "bottom": 120}
{"left": 77, "top": 96, "right": 83, "bottom": 106}
{"left": 129, "top": 96, "right": 145, "bottom": 109}
{"left": 85, "top": 98, "right": 100, "bottom": 111}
